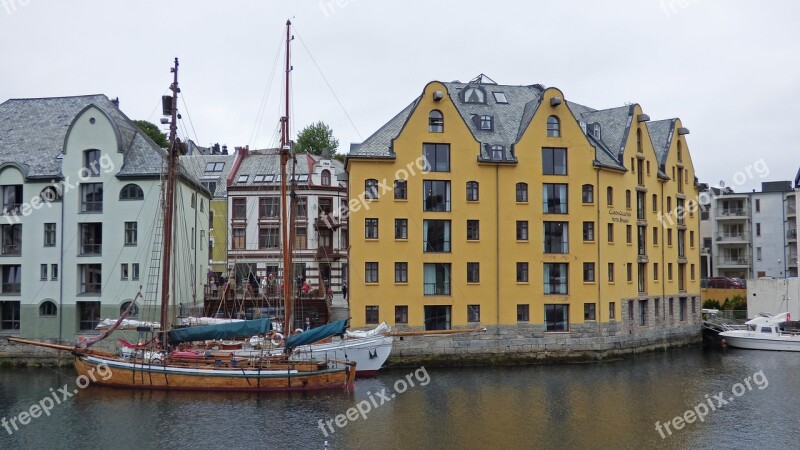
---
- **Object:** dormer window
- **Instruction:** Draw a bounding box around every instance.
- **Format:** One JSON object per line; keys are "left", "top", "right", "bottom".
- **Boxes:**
{"left": 593, "top": 124, "right": 601, "bottom": 139}
{"left": 479, "top": 115, "right": 493, "bottom": 131}
{"left": 428, "top": 110, "right": 443, "bottom": 133}
{"left": 463, "top": 86, "right": 486, "bottom": 104}
{"left": 321, "top": 169, "right": 331, "bottom": 186}
{"left": 493, "top": 92, "right": 508, "bottom": 104}
{"left": 491, "top": 145, "right": 504, "bottom": 160}
{"left": 547, "top": 116, "right": 560, "bottom": 138}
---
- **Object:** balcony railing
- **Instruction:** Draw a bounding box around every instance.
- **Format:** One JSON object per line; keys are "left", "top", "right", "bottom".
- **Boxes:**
{"left": 717, "top": 256, "right": 751, "bottom": 266}
{"left": 1, "top": 283, "right": 21, "bottom": 294}
{"left": 315, "top": 246, "right": 345, "bottom": 260}
{"left": 718, "top": 209, "right": 747, "bottom": 218}
{"left": 315, "top": 213, "right": 343, "bottom": 229}
{"left": 788, "top": 229, "right": 797, "bottom": 239}
{"left": 1, "top": 244, "right": 20, "bottom": 256}
{"left": 423, "top": 282, "right": 451, "bottom": 295}
{"left": 80, "top": 244, "right": 102, "bottom": 255}
{"left": 716, "top": 232, "right": 749, "bottom": 242}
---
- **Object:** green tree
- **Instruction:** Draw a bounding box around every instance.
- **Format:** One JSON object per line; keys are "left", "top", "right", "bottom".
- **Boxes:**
{"left": 295, "top": 121, "right": 339, "bottom": 157}
{"left": 134, "top": 120, "right": 169, "bottom": 148}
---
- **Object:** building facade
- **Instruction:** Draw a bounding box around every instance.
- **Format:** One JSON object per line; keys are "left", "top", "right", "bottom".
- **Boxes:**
{"left": 0, "top": 95, "right": 209, "bottom": 341}
{"left": 347, "top": 75, "right": 701, "bottom": 338}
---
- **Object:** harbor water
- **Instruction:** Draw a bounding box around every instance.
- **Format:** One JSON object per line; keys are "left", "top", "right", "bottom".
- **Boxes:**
{"left": 1, "top": 347, "right": 799, "bottom": 449}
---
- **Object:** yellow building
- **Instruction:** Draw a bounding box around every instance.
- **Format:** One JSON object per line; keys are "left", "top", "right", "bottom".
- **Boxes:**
{"left": 346, "top": 74, "right": 701, "bottom": 338}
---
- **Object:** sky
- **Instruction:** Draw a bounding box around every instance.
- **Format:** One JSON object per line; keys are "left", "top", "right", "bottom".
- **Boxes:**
{"left": 1, "top": 0, "right": 799, "bottom": 192}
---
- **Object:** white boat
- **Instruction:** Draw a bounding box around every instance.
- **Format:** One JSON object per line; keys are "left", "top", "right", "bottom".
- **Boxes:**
{"left": 719, "top": 312, "right": 800, "bottom": 351}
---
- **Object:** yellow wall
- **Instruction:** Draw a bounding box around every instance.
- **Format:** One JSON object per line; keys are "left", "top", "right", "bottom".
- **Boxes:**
{"left": 209, "top": 198, "right": 228, "bottom": 273}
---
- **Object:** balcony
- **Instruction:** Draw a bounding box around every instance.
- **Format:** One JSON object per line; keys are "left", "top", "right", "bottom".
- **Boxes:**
{"left": 788, "top": 229, "right": 797, "bottom": 241}
{"left": 716, "top": 256, "right": 751, "bottom": 267}
{"left": 1, "top": 244, "right": 20, "bottom": 256}
{"left": 789, "top": 255, "right": 798, "bottom": 268}
{"left": 315, "top": 213, "right": 343, "bottom": 229}
{"left": 715, "top": 232, "right": 750, "bottom": 244}
{"left": 787, "top": 204, "right": 797, "bottom": 217}
{"left": 315, "top": 246, "right": 345, "bottom": 260}
{"left": 717, "top": 209, "right": 748, "bottom": 219}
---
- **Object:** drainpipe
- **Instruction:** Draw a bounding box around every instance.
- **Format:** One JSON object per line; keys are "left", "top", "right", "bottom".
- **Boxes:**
{"left": 495, "top": 164, "right": 500, "bottom": 335}
{"left": 596, "top": 169, "right": 602, "bottom": 335}
{"left": 58, "top": 183, "right": 65, "bottom": 343}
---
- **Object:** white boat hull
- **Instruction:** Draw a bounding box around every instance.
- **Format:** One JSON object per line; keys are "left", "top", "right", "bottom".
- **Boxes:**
{"left": 719, "top": 331, "right": 800, "bottom": 351}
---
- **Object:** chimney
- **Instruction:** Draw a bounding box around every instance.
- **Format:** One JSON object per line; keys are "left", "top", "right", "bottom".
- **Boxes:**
{"left": 111, "top": 97, "right": 120, "bottom": 107}
{"left": 222, "top": 145, "right": 228, "bottom": 155}
{"left": 212, "top": 143, "right": 220, "bottom": 154}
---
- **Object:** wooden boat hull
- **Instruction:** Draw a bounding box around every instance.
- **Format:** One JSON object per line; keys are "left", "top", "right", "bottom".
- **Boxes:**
{"left": 74, "top": 353, "right": 356, "bottom": 392}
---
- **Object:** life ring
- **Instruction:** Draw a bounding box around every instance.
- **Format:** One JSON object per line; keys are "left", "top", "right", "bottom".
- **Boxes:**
{"left": 295, "top": 328, "right": 304, "bottom": 335}
{"left": 271, "top": 333, "right": 285, "bottom": 347}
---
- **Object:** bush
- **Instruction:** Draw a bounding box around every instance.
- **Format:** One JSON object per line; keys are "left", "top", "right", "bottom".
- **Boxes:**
{"left": 703, "top": 299, "right": 721, "bottom": 309}
{"left": 721, "top": 294, "right": 747, "bottom": 311}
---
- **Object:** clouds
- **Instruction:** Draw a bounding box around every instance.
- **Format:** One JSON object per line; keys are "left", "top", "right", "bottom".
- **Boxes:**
{"left": 1, "top": 0, "right": 798, "bottom": 190}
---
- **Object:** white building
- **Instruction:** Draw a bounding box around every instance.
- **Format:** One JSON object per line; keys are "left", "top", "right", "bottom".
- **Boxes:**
{"left": 0, "top": 95, "right": 209, "bottom": 341}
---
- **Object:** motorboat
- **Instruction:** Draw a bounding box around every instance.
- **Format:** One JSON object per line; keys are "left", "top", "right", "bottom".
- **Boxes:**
{"left": 719, "top": 312, "right": 800, "bottom": 351}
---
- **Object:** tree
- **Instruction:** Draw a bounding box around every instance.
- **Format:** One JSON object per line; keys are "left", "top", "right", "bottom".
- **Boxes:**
{"left": 295, "top": 121, "right": 339, "bottom": 157}
{"left": 134, "top": 120, "right": 169, "bottom": 148}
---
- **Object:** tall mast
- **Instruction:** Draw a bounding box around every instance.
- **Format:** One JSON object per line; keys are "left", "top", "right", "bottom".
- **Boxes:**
{"left": 160, "top": 57, "right": 180, "bottom": 344}
{"left": 280, "top": 20, "right": 294, "bottom": 332}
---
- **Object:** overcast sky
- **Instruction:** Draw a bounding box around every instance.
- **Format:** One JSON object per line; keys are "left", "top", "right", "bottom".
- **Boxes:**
{"left": 2, "top": 1, "right": 798, "bottom": 191}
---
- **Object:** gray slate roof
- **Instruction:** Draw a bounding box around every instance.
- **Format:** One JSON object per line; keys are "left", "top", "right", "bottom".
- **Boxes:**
{"left": 0, "top": 94, "right": 166, "bottom": 178}
{"left": 180, "top": 153, "right": 237, "bottom": 197}
{"left": 229, "top": 150, "right": 344, "bottom": 187}
{"left": 349, "top": 100, "right": 419, "bottom": 157}
{"left": 645, "top": 119, "right": 676, "bottom": 168}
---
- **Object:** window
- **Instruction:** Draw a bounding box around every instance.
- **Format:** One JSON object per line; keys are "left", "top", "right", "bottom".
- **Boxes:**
{"left": 546, "top": 116, "right": 560, "bottom": 138}
{"left": 232, "top": 227, "right": 245, "bottom": 249}
{"left": 365, "top": 179, "right": 379, "bottom": 200}
{"left": 253, "top": 175, "right": 265, "bottom": 183}
{"left": 689, "top": 231, "right": 695, "bottom": 247}
{"left": 201, "top": 180, "right": 218, "bottom": 194}
{"left": 517, "top": 304, "right": 530, "bottom": 322}
{"left": 606, "top": 187, "right": 614, "bottom": 206}
{"left": 653, "top": 227, "right": 659, "bottom": 246}
{"left": 1, "top": 185, "right": 22, "bottom": 215}
{"left": 365, "top": 218, "right": 379, "bottom": 239}
{"left": 40, "top": 186, "right": 61, "bottom": 203}
{"left": 756, "top": 199, "right": 760, "bottom": 212}
{"left": 466, "top": 220, "right": 480, "bottom": 241}
{"left": 542, "top": 184, "right": 568, "bottom": 213}
{"left": 79, "top": 264, "right": 102, "bottom": 294}
{"left": 625, "top": 190, "right": 631, "bottom": 209}
{"left": 584, "top": 303, "right": 596, "bottom": 321}
{"left": 609, "top": 302, "right": 616, "bottom": 320}
{"left": 0, "top": 301, "right": 20, "bottom": 330}
{"left": 639, "top": 299, "right": 647, "bottom": 326}
{"left": 678, "top": 263, "right": 686, "bottom": 291}
{"left": 479, "top": 115, "right": 493, "bottom": 131}
{"left": 39, "top": 301, "right": 57, "bottom": 317}
{"left": 51, "top": 264, "right": 58, "bottom": 280}
{"left": 395, "top": 219, "right": 408, "bottom": 240}
{"left": 205, "top": 162, "right": 224, "bottom": 172}
{"left": 120, "top": 301, "right": 139, "bottom": 318}
{"left": 516, "top": 262, "right": 529, "bottom": 283}
{"left": 583, "top": 263, "right": 595, "bottom": 282}
{"left": 79, "top": 223, "right": 102, "bottom": 255}
{"left": 119, "top": 183, "right": 144, "bottom": 200}
{"left": 583, "top": 222, "right": 594, "bottom": 241}
{"left": 295, "top": 197, "right": 307, "bottom": 218}
{"left": 319, "top": 198, "right": 333, "bottom": 215}
{"left": 668, "top": 263, "right": 673, "bottom": 281}
{"left": 626, "top": 263, "right": 633, "bottom": 282}
{"left": 607, "top": 223, "right": 614, "bottom": 243}
{"left": 466, "top": 181, "right": 479, "bottom": 201}
{"left": 608, "top": 263, "right": 615, "bottom": 282}
{"left": 757, "top": 247, "right": 762, "bottom": 261}
{"left": 667, "top": 196, "right": 672, "bottom": 212}
{"left": 544, "top": 263, "right": 568, "bottom": 294}
{"left": 131, "top": 263, "right": 139, "bottom": 281}
{"left": 654, "top": 263, "right": 659, "bottom": 281}
{"left": 80, "top": 183, "right": 103, "bottom": 212}
{"left": 467, "top": 262, "right": 480, "bottom": 283}
{"left": 636, "top": 128, "right": 643, "bottom": 153}
{"left": 646, "top": 161, "right": 651, "bottom": 176}
{"left": 423, "top": 263, "right": 451, "bottom": 295}
{"left": 677, "top": 230, "right": 685, "bottom": 258}
{"left": 517, "top": 221, "right": 529, "bottom": 241}
{"left": 677, "top": 141, "right": 683, "bottom": 162}
{"left": 365, "top": 306, "right": 379, "bottom": 324}
{"left": 493, "top": 92, "right": 508, "bottom": 103}
{"left": 320, "top": 169, "right": 331, "bottom": 186}
{"left": 394, "top": 180, "right": 408, "bottom": 200}
{"left": 0, "top": 265, "right": 21, "bottom": 294}
{"left": 423, "top": 143, "right": 450, "bottom": 172}
{"left": 395, "top": 262, "right": 408, "bottom": 283}
{"left": 637, "top": 159, "right": 644, "bottom": 185}
{"left": 652, "top": 194, "right": 658, "bottom": 212}
{"left": 423, "top": 220, "right": 451, "bottom": 252}
{"left": 423, "top": 180, "right": 451, "bottom": 211}
{"left": 190, "top": 193, "right": 196, "bottom": 209}
{"left": 582, "top": 184, "right": 594, "bottom": 203}
{"left": 542, "top": 148, "right": 567, "bottom": 175}
{"left": 691, "top": 264, "right": 696, "bottom": 281}
{"left": 294, "top": 227, "right": 307, "bottom": 249}
{"left": 667, "top": 229, "right": 673, "bottom": 246}
{"left": 124, "top": 222, "right": 137, "bottom": 246}
{"left": 84, "top": 149, "right": 101, "bottom": 177}
{"left": 232, "top": 198, "right": 246, "bottom": 220}
{"left": 490, "top": 145, "right": 504, "bottom": 160}
{"left": 1, "top": 224, "right": 21, "bottom": 255}
{"left": 258, "top": 226, "right": 279, "bottom": 249}
{"left": 626, "top": 225, "right": 632, "bottom": 244}
{"left": 637, "top": 226, "right": 646, "bottom": 256}
{"left": 463, "top": 86, "right": 486, "bottom": 104}
{"left": 365, "top": 262, "right": 379, "bottom": 283}
{"left": 545, "top": 304, "right": 569, "bottom": 331}
{"left": 121, "top": 263, "right": 129, "bottom": 280}
{"left": 638, "top": 263, "right": 646, "bottom": 293}
{"left": 467, "top": 305, "right": 481, "bottom": 322}
{"left": 395, "top": 306, "right": 408, "bottom": 324}
{"left": 428, "top": 110, "right": 443, "bottom": 132}
{"left": 40, "top": 264, "right": 47, "bottom": 280}
{"left": 679, "top": 298, "right": 686, "bottom": 321}
{"left": 236, "top": 175, "right": 248, "bottom": 184}
{"left": 676, "top": 198, "right": 685, "bottom": 225}
{"left": 516, "top": 183, "right": 528, "bottom": 202}
{"left": 424, "top": 305, "right": 452, "bottom": 330}
{"left": 655, "top": 298, "right": 660, "bottom": 318}
{"left": 669, "top": 298, "right": 674, "bottom": 316}
{"left": 756, "top": 223, "right": 761, "bottom": 236}
{"left": 543, "top": 222, "right": 568, "bottom": 253}
{"left": 637, "top": 191, "right": 645, "bottom": 220}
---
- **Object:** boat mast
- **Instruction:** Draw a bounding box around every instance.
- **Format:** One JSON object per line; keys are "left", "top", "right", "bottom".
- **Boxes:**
{"left": 160, "top": 57, "right": 180, "bottom": 345}
{"left": 280, "top": 21, "right": 294, "bottom": 333}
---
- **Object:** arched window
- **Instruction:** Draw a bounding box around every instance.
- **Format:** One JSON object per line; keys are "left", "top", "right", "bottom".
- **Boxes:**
{"left": 637, "top": 128, "right": 643, "bottom": 153}
{"left": 582, "top": 184, "right": 594, "bottom": 204}
{"left": 466, "top": 181, "right": 479, "bottom": 201}
{"left": 365, "top": 179, "right": 379, "bottom": 200}
{"left": 321, "top": 169, "right": 331, "bottom": 186}
{"left": 607, "top": 186, "right": 614, "bottom": 206}
{"left": 39, "top": 301, "right": 57, "bottom": 317}
{"left": 547, "top": 116, "right": 560, "bottom": 138}
{"left": 40, "top": 186, "right": 62, "bottom": 203}
{"left": 120, "top": 301, "right": 139, "bottom": 317}
{"left": 84, "top": 149, "right": 101, "bottom": 177}
{"left": 119, "top": 184, "right": 143, "bottom": 200}
{"left": 429, "top": 110, "right": 443, "bottom": 133}
{"left": 463, "top": 87, "right": 486, "bottom": 104}
{"left": 516, "top": 182, "right": 528, "bottom": 203}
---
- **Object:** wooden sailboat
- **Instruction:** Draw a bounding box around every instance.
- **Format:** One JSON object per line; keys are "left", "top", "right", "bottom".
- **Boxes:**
{"left": 9, "top": 22, "right": 355, "bottom": 391}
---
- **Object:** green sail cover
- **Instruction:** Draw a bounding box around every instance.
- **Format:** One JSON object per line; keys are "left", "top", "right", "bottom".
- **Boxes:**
{"left": 168, "top": 319, "right": 272, "bottom": 344}
{"left": 284, "top": 319, "right": 348, "bottom": 351}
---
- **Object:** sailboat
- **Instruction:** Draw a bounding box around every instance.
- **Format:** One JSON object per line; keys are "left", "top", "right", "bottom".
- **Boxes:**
{"left": 9, "top": 26, "right": 356, "bottom": 391}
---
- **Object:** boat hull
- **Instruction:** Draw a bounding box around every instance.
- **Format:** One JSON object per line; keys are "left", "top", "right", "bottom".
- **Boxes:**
{"left": 74, "top": 353, "right": 355, "bottom": 392}
{"left": 289, "top": 336, "right": 393, "bottom": 378}
{"left": 718, "top": 332, "right": 800, "bottom": 352}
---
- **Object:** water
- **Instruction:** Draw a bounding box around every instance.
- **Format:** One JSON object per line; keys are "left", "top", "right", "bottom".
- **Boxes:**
{"left": 1, "top": 348, "right": 799, "bottom": 449}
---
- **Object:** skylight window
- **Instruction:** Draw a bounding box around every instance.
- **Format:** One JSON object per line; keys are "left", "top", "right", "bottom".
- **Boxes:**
{"left": 254, "top": 175, "right": 266, "bottom": 183}
{"left": 296, "top": 174, "right": 309, "bottom": 182}
{"left": 205, "top": 162, "right": 224, "bottom": 172}
{"left": 493, "top": 92, "right": 507, "bottom": 104}
{"left": 264, "top": 174, "right": 275, "bottom": 182}
{"left": 237, "top": 175, "right": 248, "bottom": 183}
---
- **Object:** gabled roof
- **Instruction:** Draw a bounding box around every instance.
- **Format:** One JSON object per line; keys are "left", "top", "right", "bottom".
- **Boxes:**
{"left": 229, "top": 149, "right": 344, "bottom": 188}
{"left": 180, "top": 153, "right": 237, "bottom": 197}
{"left": 646, "top": 119, "right": 676, "bottom": 169}
{"left": 349, "top": 99, "right": 419, "bottom": 158}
